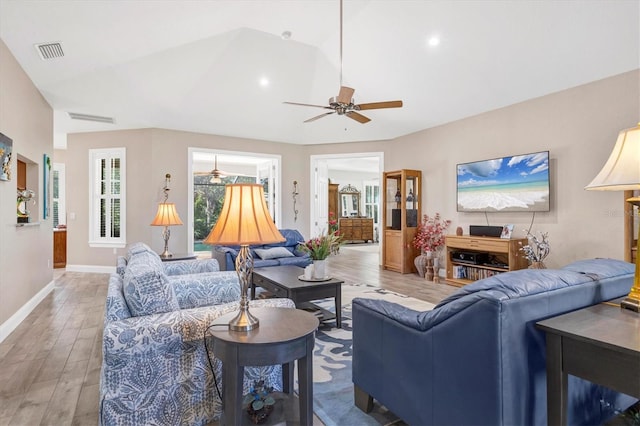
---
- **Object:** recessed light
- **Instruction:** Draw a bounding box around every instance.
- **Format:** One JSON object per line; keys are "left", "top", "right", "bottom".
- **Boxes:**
{"left": 428, "top": 36, "right": 440, "bottom": 47}
{"left": 259, "top": 77, "right": 270, "bottom": 87}
{"left": 281, "top": 31, "right": 292, "bottom": 40}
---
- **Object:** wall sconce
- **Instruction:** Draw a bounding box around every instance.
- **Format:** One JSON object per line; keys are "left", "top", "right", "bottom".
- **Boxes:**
{"left": 293, "top": 180, "right": 299, "bottom": 222}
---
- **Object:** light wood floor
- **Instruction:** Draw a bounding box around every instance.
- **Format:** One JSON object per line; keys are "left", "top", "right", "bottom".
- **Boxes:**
{"left": 0, "top": 244, "right": 457, "bottom": 425}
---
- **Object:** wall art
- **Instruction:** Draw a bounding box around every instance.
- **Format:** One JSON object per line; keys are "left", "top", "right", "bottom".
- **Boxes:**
{"left": 0, "top": 132, "right": 13, "bottom": 181}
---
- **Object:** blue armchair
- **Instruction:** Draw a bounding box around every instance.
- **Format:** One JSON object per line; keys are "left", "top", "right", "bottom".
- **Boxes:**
{"left": 352, "top": 258, "right": 638, "bottom": 426}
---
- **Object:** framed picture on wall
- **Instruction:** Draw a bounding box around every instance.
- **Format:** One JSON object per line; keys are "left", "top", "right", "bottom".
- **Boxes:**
{"left": 0, "top": 132, "right": 13, "bottom": 181}
{"left": 501, "top": 224, "right": 514, "bottom": 239}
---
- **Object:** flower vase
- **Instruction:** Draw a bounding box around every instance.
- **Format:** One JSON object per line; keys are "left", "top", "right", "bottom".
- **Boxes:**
{"left": 313, "top": 259, "right": 327, "bottom": 279}
{"left": 414, "top": 252, "right": 428, "bottom": 278}
{"left": 529, "top": 261, "right": 546, "bottom": 269}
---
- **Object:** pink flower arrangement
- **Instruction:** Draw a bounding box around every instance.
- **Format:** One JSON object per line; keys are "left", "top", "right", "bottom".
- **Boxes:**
{"left": 412, "top": 213, "right": 451, "bottom": 253}
{"left": 328, "top": 212, "right": 338, "bottom": 234}
{"left": 299, "top": 231, "right": 342, "bottom": 260}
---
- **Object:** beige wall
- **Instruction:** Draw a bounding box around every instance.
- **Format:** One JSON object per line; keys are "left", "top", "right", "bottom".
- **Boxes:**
{"left": 64, "top": 70, "right": 639, "bottom": 270}
{"left": 65, "top": 129, "right": 307, "bottom": 268}
{"left": 307, "top": 70, "right": 640, "bottom": 268}
{"left": 0, "top": 40, "right": 54, "bottom": 332}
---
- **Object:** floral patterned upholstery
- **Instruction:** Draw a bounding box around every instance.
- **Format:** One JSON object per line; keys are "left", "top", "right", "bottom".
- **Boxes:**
{"left": 116, "top": 242, "right": 220, "bottom": 278}
{"left": 100, "top": 272, "right": 296, "bottom": 425}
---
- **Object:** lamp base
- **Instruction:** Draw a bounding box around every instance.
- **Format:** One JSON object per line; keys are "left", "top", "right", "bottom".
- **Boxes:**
{"left": 228, "top": 308, "right": 260, "bottom": 331}
{"left": 621, "top": 297, "right": 640, "bottom": 312}
{"left": 159, "top": 250, "right": 173, "bottom": 259}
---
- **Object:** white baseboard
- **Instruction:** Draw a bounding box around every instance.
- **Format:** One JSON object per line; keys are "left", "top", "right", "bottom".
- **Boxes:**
{"left": 66, "top": 264, "right": 115, "bottom": 274}
{"left": 0, "top": 279, "right": 55, "bottom": 344}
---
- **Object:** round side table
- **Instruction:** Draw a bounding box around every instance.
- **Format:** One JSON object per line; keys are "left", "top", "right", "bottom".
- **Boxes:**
{"left": 209, "top": 307, "right": 319, "bottom": 425}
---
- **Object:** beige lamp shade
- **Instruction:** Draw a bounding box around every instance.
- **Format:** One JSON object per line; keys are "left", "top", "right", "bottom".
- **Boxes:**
{"left": 150, "top": 203, "right": 184, "bottom": 226}
{"left": 585, "top": 123, "right": 640, "bottom": 191}
{"left": 204, "top": 184, "right": 284, "bottom": 245}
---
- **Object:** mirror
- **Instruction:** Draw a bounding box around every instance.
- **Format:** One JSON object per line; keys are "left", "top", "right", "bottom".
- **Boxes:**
{"left": 339, "top": 184, "right": 361, "bottom": 217}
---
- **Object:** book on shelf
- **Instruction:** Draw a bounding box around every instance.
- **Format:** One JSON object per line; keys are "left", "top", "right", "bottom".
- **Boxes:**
{"left": 453, "top": 265, "right": 505, "bottom": 280}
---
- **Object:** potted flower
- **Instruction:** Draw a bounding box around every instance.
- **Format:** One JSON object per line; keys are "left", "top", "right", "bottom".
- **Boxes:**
{"left": 412, "top": 213, "right": 451, "bottom": 279}
{"left": 298, "top": 230, "right": 343, "bottom": 279}
{"left": 243, "top": 380, "right": 276, "bottom": 424}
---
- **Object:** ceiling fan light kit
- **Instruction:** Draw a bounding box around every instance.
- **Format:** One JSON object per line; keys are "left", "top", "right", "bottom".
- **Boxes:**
{"left": 284, "top": 0, "right": 402, "bottom": 124}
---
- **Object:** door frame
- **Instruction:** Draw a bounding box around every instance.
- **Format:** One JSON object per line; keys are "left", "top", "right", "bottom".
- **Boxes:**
{"left": 309, "top": 152, "right": 384, "bottom": 238}
{"left": 187, "top": 147, "right": 282, "bottom": 251}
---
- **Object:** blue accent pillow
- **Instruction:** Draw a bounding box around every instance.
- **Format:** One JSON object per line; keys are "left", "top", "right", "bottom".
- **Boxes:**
{"left": 123, "top": 262, "right": 179, "bottom": 316}
{"left": 254, "top": 246, "right": 295, "bottom": 260}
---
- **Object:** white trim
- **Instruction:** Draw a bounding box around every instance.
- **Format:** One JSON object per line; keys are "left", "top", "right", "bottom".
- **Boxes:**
{"left": 65, "top": 264, "right": 116, "bottom": 274}
{"left": 309, "top": 151, "right": 384, "bottom": 233}
{"left": 0, "top": 280, "right": 55, "bottom": 344}
{"left": 88, "top": 147, "right": 126, "bottom": 246}
{"left": 87, "top": 241, "right": 126, "bottom": 249}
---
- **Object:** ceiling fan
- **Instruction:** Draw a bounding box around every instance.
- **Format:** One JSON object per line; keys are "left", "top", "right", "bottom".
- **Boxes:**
{"left": 194, "top": 156, "right": 246, "bottom": 184}
{"left": 284, "top": 0, "right": 402, "bottom": 124}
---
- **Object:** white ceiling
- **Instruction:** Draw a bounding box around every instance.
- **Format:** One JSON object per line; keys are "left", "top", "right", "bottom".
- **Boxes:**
{"left": 1, "top": 1, "right": 638, "bottom": 148}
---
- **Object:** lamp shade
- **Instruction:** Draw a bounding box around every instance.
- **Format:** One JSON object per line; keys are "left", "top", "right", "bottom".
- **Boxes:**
{"left": 204, "top": 184, "right": 284, "bottom": 245}
{"left": 150, "top": 203, "right": 183, "bottom": 226}
{"left": 585, "top": 124, "right": 640, "bottom": 191}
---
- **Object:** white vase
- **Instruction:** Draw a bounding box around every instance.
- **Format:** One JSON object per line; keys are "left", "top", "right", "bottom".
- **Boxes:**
{"left": 313, "top": 259, "right": 327, "bottom": 279}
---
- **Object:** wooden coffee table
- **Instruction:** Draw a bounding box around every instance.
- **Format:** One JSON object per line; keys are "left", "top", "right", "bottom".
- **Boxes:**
{"left": 252, "top": 265, "right": 344, "bottom": 328}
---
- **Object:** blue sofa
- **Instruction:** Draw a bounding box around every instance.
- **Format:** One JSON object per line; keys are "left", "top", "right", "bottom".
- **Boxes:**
{"left": 100, "top": 243, "right": 296, "bottom": 425}
{"left": 352, "top": 258, "right": 638, "bottom": 426}
{"left": 211, "top": 228, "right": 312, "bottom": 271}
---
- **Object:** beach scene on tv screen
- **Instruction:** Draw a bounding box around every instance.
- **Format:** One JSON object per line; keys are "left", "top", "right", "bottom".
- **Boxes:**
{"left": 457, "top": 151, "right": 550, "bottom": 212}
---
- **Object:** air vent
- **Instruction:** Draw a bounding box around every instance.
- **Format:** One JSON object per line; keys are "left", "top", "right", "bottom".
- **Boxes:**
{"left": 68, "top": 112, "right": 115, "bottom": 124}
{"left": 35, "top": 42, "right": 64, "bottom": 60}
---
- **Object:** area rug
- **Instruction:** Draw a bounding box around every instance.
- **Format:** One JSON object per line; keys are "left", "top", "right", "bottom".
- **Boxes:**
{"left": 309, "top": 284, "right": 435, "bottom": 426}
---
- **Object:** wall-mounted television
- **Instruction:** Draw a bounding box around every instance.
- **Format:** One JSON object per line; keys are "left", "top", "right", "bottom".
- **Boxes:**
{"left": 457, "top": 150, "right": 550, "bottom": 212}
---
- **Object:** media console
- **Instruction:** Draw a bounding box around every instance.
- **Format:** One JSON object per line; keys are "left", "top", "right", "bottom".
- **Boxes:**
{"left": 445, "top": 235, "right": 529, "bottom": 286}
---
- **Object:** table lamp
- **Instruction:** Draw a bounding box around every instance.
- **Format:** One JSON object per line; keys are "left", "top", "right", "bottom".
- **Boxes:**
{"left": 585, "top": 123, "right": 640, "bottom": 312}
{"left": 151, "top": 174, "right": 184, "bottom": 258}
{"left": 204, "top": 184, "right": 284, "bottom": 331}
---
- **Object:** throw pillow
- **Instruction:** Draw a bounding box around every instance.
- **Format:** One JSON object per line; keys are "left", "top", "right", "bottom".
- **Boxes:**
{"left": 123, "top": 262, "right": 180, "bottom": 316}
{"left": 254, "top": 246, "right": 295, "bottom": 260}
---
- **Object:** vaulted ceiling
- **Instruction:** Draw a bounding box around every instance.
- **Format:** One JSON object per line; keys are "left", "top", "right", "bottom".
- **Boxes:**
{"left": 1, "top": 1, "right": 638, "bottom": 147}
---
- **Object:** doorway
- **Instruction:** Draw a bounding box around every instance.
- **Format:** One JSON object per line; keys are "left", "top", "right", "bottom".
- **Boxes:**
{"left": 309, "top": 152, "right": 383, "bottom": 246}
{"left": 187, "top": 148, "right": 281, "bottom": 253}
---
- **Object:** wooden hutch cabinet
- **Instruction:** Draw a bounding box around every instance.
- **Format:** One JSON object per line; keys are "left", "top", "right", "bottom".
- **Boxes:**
{"left": 382, "top": 169, "right": 421, "bottom": 273}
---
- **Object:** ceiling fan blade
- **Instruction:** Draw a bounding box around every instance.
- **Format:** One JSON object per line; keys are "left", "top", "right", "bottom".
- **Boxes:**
{"left": 357, "top": 100, "right": 403, "bottom": 110}
{"left": 337, "top": 86, "right": 355, "bottom": 104}
{"left": 304, "top": 112, "right": 336, "bottom": 123}
{"left": 345, "top": 111, "right": 371, "bottom": 124}
{"left": 284, "top": 101, "right": 333, "bottom": 110}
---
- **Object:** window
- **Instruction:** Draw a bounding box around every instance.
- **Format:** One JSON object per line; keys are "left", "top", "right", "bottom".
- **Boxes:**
{"left": 52, "top": 163, "right": 66, "bottom": 228}
{"left": 364, "top": 180, "right": 380, "bottom": 224}
{"left": 89, "top": 148, "right": 126, "bottom": 247}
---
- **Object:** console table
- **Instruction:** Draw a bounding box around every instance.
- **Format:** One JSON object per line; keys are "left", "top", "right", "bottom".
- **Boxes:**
{"left": 339, "top": 217, "right": 374, "bottom": 243}
{"left": 445, "top": 235, "right": 529, "bottom": 286}
{"left": 209, "top": 308, "right": 319, "bottom": 425}
{"left": 536, "top": 300, "right": 640, "bottom": 426}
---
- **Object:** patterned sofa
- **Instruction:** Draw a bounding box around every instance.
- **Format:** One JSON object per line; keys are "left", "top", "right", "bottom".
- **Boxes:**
{"left": 352, "top": 258, "right": 638, "bottom": 426}
{"left": 211, "top": 228, "right": 312, "bottom": 271}
{"left": 100, "top": 243, "right": 295, "bottom": 425}
{"left": 116, "top": 242, "right": 220, "bottom": 278}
